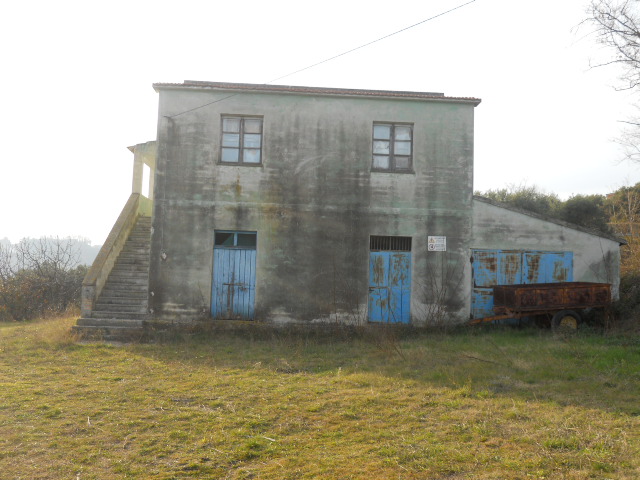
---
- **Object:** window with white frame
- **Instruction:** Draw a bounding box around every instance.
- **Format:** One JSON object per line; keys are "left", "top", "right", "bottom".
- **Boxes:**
{"left": 220, "top": 116, "right": 263, "bottom": 165}
{"left": 372, "top": 123, "right": 413, "bottom": 172}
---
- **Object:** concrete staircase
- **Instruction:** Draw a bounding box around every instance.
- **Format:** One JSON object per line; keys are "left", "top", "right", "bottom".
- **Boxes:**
{"left": 74, "top": 216, "right": 151, "bottom": 341}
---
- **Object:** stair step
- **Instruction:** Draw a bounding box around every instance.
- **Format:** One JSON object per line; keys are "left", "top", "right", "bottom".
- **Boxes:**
{"left": 111, "top": 262, "right": 149, "bottom": 268}
{"left": 119, "top": 248, "right": 150, "bottom": 253}
{"left": 90, "top": 311, "right": 149, "bottom": 320}
{"left": 116, "top": 258, "right": 149, "bottom": 264}
{"left": 100, "top": 293, "right": 148, "bottom": 301}
{"left": 110, "top": 266, "right": 149, "bottom": 274}
{"left": 94, "top": 300, "right": 147, "bottom": 309}
{"left": 111, "top": 258, "right": 149, "bottom": 264}
{"left": 76, "top": 318, "right": 144, "bottom": 328}
{"left": 115, "top": 261, "right": 149, "bottom": 267}
{"left": 98, "top": 298, "right": 147, "bottom": 305}
{"left": 106, "top": 270, "right": 148, "bottom": 276}
{"left": 95, "top": 305, "right": 146, "bottom": 312}
{"left": 101, "top": 288, "right": 147, "bottom": 294}
{"left": 101, "top": 283, "right": 148, "bottom": 292}
{"left": 95, "top": 293, "right": 147, "bottom": 301}
{"left": 94, "top": 304, "right": 147, "bottom": 313}
{"left": 106, "top": 273, "right": 149, "bottom": 280}
{"left": 100, "top": 288, "right": 149, "bottom": 301}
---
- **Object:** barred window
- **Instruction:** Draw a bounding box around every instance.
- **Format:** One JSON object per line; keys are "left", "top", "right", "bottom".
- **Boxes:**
{"left": 370, "top": 236, "right": 412, "bottom": 252}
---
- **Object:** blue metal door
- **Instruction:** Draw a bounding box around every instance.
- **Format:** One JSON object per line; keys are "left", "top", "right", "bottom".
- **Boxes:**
{"left": 212, "top": 232, "right": 256, "bottom": 319}
{"left": 369, "top": 251, "right": 411, "bottom": 323}
{"left": 471, "top": 250, "right": 523, "bottom": 319}
{"left": 523, "top": 251, "right": 573, "bottom": 283}
{"left": 471, "top": 249, "right": 573, "bottom": 320}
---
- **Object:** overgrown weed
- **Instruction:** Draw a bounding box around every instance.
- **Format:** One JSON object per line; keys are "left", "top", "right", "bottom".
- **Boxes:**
{"left": 2, "top": 318, "right": 639, "bottom": 478}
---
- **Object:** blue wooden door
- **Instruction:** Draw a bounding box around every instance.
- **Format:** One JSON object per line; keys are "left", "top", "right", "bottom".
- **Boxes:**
{"left": 212, "top": 232, "right": 256, "bottom": 319}
{"left": 369, "top": 251, "right": 411, "bottom": 323}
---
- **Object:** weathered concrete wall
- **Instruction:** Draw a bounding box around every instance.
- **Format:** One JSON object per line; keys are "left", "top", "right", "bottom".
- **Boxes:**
{"left": 149, "top": 85, "right": 478, "bottom": 324}
{"left": 472, "top": 197, "right": 622, "bottom": 298}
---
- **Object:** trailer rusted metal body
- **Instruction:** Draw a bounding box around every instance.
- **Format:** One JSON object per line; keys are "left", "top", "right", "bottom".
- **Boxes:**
{"left": 470, "top": 282, "right": 611, "bottom": 326}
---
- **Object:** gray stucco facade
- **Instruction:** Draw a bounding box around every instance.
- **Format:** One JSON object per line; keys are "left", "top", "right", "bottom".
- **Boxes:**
{"left": 139, "top": 81, "right": 621, "bottom": 326}
{"left": 148, "top": 81, "right": 481, "bottom": 325}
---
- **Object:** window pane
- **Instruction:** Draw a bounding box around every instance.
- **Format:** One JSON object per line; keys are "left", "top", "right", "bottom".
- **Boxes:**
{"left": 394, "top": 141, "right": 411, "bottom": 155}
{"left": 222, "top": 117, "right": 240, "bottom": 132}
{"left": 243, "top": 149, "right": 261, "bottom": 164}
{"left": 244, "top": 133, "right": 262, "bottom": 148}
{"left": 215, "top": 232, "right": 235, "bottom": 246}
{"left": 373, "top": 155, "right": 389, "bottom": 169}
{"left": 244, "top": 119, "right": 262, "bottom": 133}
{"left": 221, "top": 147, "right": 239, "bottom": 163}
{"left": 237, "top": 233, "right": 257, "bottom": 248}
{"left": 394, "top": 126, "right": 411, "bottom": 140}
{"left": 373, "top": 140, "right": 390, "bottom": 154}
{"left": 395, "top": 157, "right": 411, "bottom": 170}
{"left": 222, "top": 133, "right": 240, "bottom": 147}
{"left": 373, "top": 125, "right": 391, "bottom": 140}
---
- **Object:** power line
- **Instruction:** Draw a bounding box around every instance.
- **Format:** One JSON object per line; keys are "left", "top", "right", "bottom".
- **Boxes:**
{"left": 168, "top": 0, "right": 477, "bottom": 118}
{"left": 266, "top": 0, "right": 477, "bottom": 85}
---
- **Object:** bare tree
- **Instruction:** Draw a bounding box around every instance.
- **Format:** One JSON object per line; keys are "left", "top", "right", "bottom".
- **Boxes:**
{"left": 587, "top": 0, "right": 640, "bottom": 90}
{"left": 585, "top": 1, "right": 640, "bottom": 161}
{"left": 0, "top": 238, "right": 86, "bottom": 321}
{"left": 606, "top": 183, "right": 640, "bottom": 273}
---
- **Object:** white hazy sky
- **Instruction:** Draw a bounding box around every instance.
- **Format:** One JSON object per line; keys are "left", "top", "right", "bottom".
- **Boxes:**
{"left": 2, "top": 0, "right": 639, "bottom": 245}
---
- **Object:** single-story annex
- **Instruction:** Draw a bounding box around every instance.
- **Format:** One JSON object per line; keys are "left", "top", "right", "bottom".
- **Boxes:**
{"left": 77, "top": 81, "right": 623, "bottom": 334}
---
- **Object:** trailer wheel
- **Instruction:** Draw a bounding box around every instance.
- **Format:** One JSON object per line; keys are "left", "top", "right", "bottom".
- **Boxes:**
{"left": 551, "top": 310, "right": 581, "bottom": 330}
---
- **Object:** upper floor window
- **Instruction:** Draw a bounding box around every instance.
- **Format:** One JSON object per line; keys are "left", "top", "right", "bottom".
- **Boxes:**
{"left": 220, "top": 116, "right": 263, "bottom": 165}
{"left": 372, "top": 123, "right": 413, "bottom": 172}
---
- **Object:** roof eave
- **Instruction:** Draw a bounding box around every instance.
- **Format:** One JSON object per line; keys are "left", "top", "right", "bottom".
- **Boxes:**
{"left": 152, "top": 81, "right": 481, "bottom": 106}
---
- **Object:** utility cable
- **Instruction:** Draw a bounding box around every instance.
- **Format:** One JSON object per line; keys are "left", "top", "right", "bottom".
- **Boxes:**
{"left": 167, "top": 0, "right": 477, "bottom": 118}
{"left": 266, "top": 0, "right": 476, "bottom": 85}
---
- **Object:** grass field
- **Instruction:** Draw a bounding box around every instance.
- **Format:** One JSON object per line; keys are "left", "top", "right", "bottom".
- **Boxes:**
{"left": 0, "top": 317, "right": 639, "bottom": 479}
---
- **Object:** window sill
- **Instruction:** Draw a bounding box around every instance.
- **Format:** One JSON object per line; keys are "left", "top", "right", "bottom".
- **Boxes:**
{"left": 371, "top": 169, "right": 415, "bottom": 175}
{"left": 217, "top": 162, "right": 263, "bottom": 167}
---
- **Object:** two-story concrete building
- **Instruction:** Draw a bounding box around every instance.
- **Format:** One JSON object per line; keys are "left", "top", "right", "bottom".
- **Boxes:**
{"left": 77, "top": 81, "right": 623, "bottom": 336}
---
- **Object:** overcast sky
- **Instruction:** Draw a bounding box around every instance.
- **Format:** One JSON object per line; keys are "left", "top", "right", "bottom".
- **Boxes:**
{"left": 2, "top": 0, "right": 639, "bottom": 244}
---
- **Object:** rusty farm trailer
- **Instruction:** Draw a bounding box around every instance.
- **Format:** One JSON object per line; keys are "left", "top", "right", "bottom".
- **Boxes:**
{"left": 470, "top": 282, "right": 611, "bottom": 328}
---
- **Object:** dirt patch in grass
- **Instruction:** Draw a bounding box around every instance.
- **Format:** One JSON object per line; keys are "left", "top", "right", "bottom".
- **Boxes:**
{"left": 1, "top": 318, "right": 639, "bottom": 479}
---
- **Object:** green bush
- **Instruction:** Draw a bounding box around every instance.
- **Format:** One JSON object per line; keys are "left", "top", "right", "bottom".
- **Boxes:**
{"left": 611, "top": 272, "right": 640, "bottom": 332}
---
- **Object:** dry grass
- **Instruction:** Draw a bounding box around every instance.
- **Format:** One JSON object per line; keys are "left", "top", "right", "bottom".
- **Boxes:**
{"left": 0, "top": 317, "right": 639, "bottom": 479}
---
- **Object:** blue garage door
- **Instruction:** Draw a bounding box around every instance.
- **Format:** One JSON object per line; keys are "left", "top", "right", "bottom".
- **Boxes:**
{"left": 212, "top": 231, "right": 257, "bottom": 320}
{"left": 369, "top": 236, "right": 412, "bottom": 324}
{"left": 471, "top": 249, "right": 573, "bottom": 320}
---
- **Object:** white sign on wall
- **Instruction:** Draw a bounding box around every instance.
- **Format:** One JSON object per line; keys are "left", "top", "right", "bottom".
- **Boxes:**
{"left": 428, "top": 236, "right": 446, "bottom": 252}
